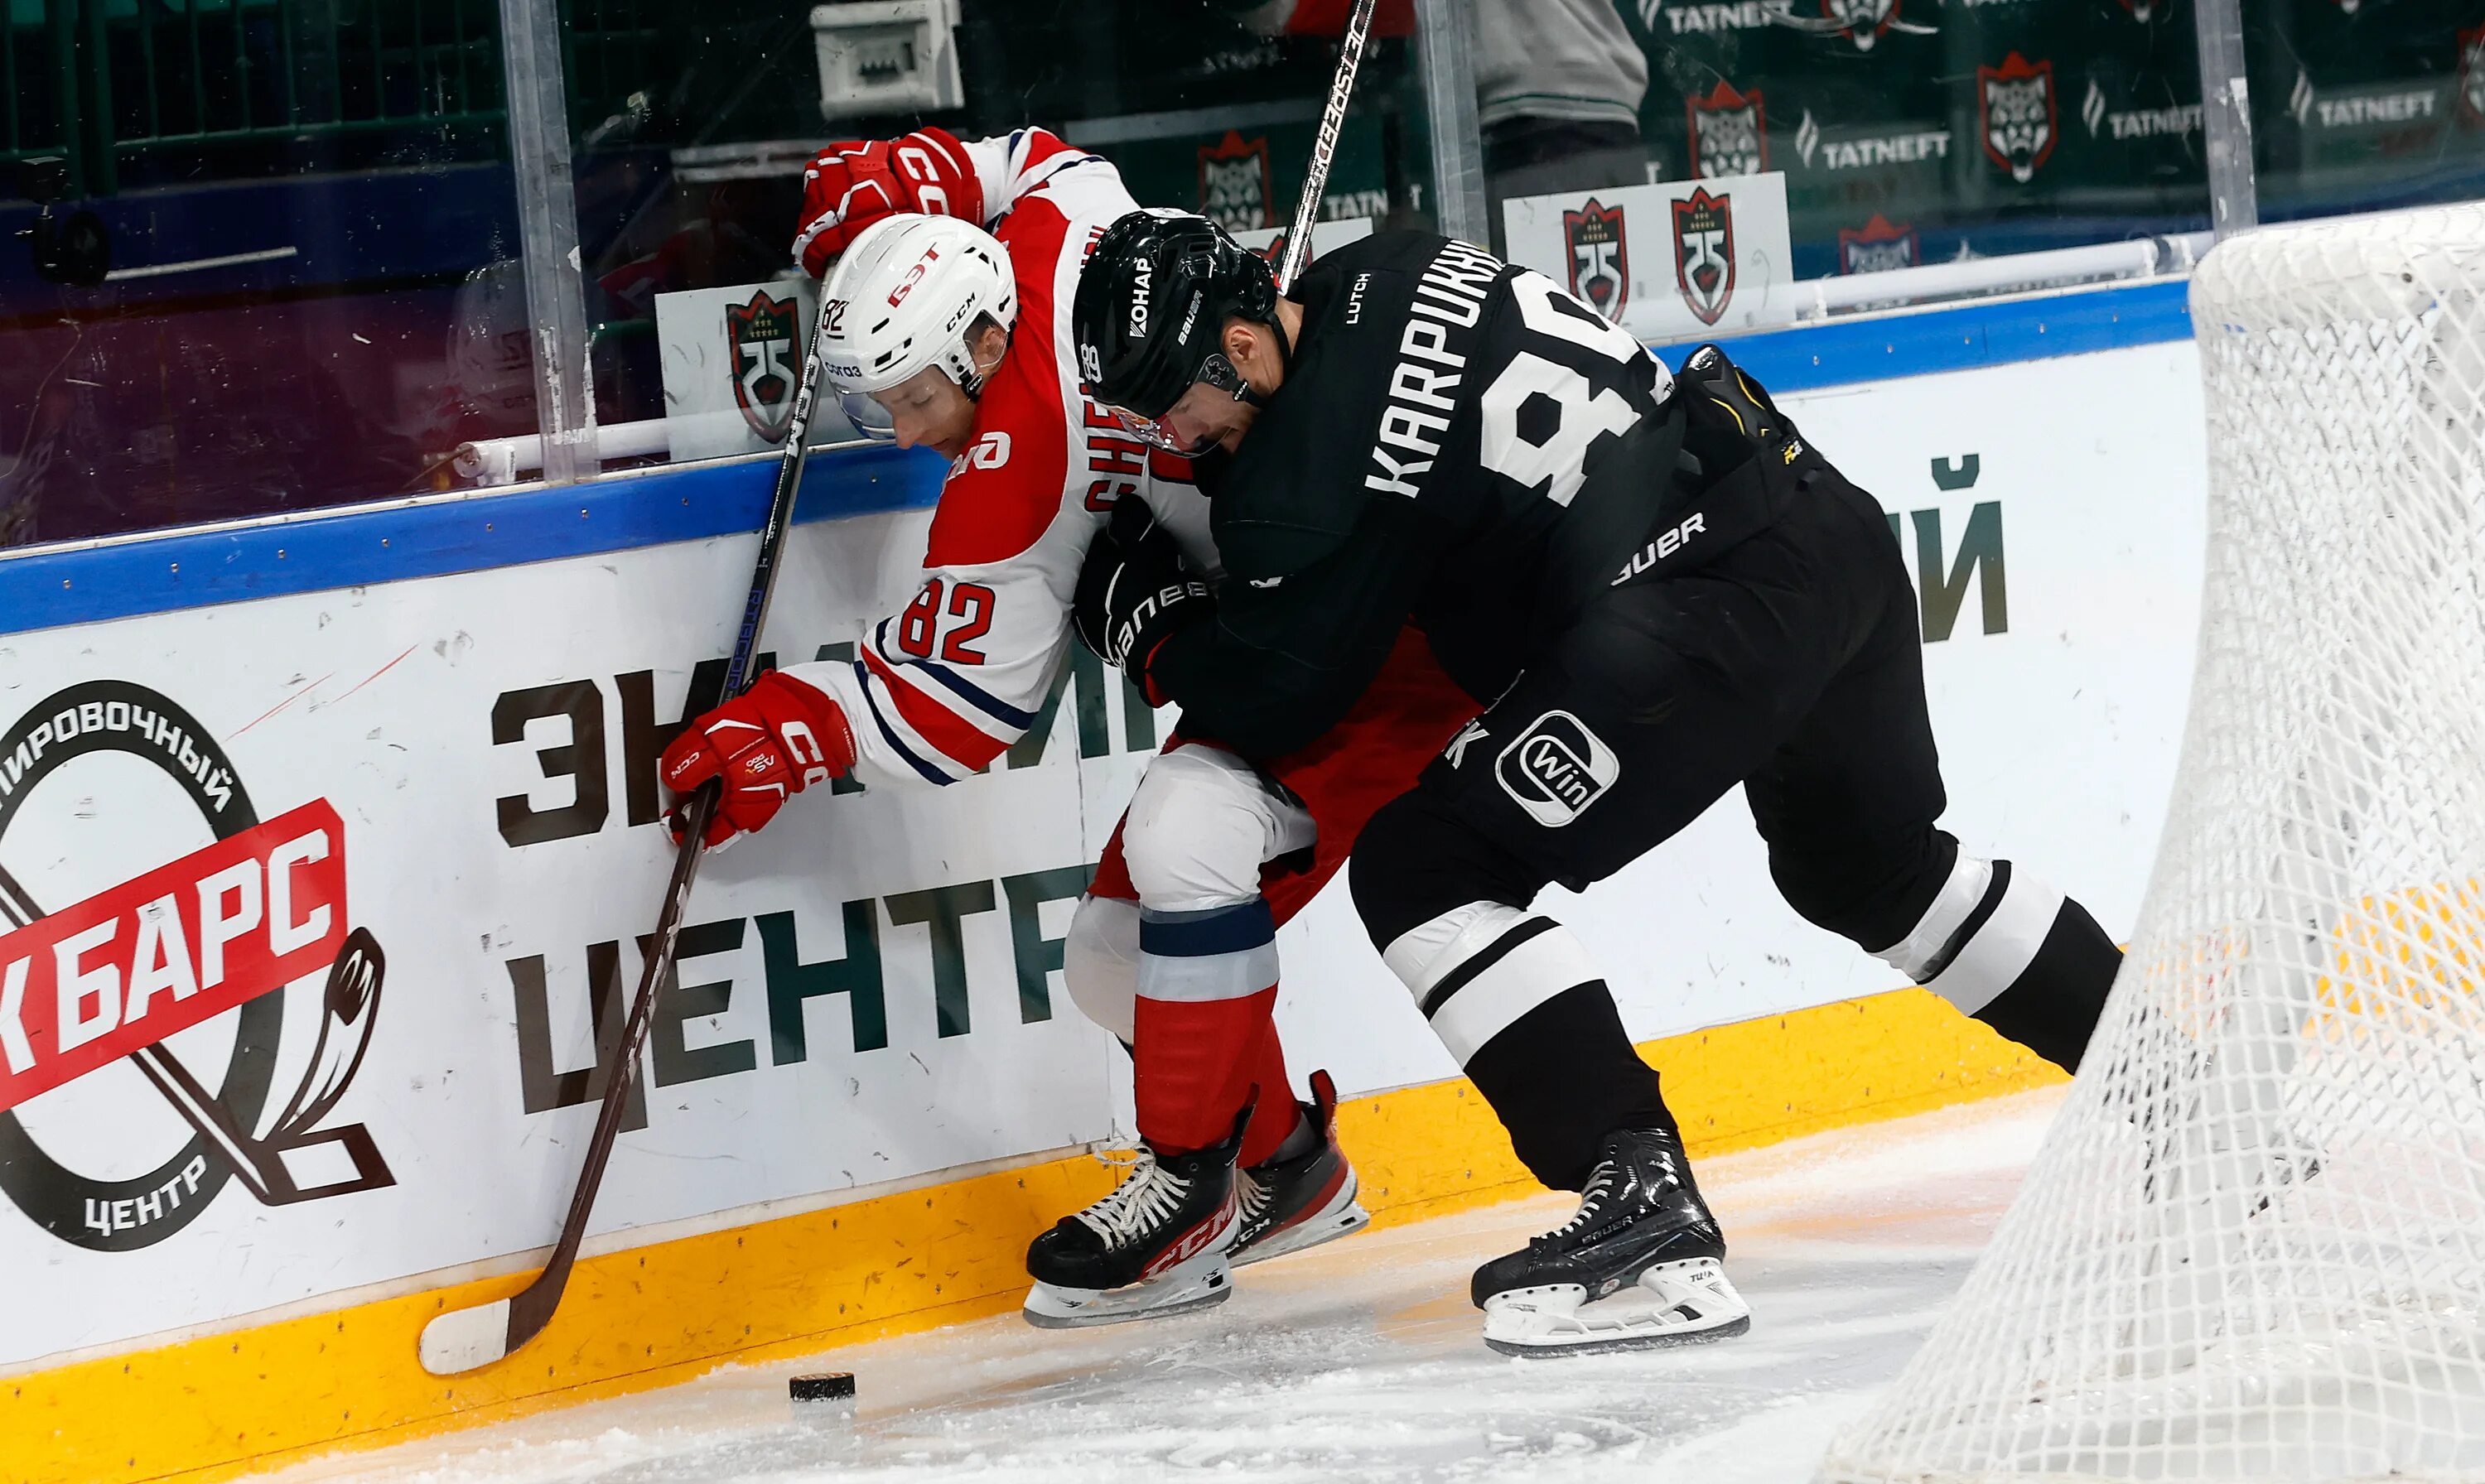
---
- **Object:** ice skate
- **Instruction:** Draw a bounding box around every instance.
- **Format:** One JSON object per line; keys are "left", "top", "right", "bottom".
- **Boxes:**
{"left": 1229, "top": 1070, "right": 1369, "bottom": 1269}
{"left": 1472, "top": 1125, "right": 1751, "bottom": 1356}
{"left": 1022, "top": 1118, "right": 1247, "bottom": 1329}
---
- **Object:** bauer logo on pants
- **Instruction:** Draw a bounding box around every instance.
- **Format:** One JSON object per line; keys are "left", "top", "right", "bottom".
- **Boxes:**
{"left": 1496, "top": 711, "right": 1619, "bottom": 827}
{"left": 0, "top": 681, "right": 393, "bottom": 1252}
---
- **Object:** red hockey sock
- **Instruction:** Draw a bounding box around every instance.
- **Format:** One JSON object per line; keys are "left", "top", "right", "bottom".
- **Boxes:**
{"left": 1134, "top": 985, "right": 1280, "bottom": 1155}
{"left": 1237, "top": 1023, "right": 1302, "bottom": 1168}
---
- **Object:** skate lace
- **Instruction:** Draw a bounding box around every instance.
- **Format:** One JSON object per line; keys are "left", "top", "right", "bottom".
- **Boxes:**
{"left": 1235, "top": 1166, "right": 1274, "bottom": 1227}
{"left": 1544, "top": 1165, "right": 1617, "bottom": 1243}
{"left": 1074, "top": 1151, "right": 1194, "bottom": 1251}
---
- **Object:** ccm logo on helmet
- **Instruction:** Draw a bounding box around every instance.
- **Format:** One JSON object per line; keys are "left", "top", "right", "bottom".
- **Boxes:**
{"left": 890, "top": 244, "right": 943, "bottom": 307}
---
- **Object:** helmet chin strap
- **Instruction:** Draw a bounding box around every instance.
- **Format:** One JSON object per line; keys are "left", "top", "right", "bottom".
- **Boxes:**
{"left": 959, "top": 327, "right": 1011, "bottom": 401}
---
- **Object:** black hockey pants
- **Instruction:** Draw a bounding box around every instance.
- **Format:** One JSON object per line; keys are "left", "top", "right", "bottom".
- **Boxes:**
{"left": 1350, "top": 450, "right": 2122, "bottom": 1192}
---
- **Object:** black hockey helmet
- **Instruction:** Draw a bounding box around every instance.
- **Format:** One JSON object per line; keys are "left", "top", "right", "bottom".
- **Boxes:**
{"left": 1074, "top": 209, "right": 1281, "bottom": 446}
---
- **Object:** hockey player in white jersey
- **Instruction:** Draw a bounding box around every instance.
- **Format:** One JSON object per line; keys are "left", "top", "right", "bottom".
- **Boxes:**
{"left": 657, "top": 128, "right": 1477, "bottom": 1327}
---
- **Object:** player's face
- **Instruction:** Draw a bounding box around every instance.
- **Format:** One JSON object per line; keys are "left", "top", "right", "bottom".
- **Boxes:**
{"left": 872, "top": 366, "right": 977, "bottom": 459}
{"left": 1156, "top": 378, "right": 1257, "bottom": 455}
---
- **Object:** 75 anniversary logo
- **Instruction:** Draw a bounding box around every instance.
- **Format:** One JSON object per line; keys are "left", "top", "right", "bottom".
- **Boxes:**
{"left": 0, "top": 681, "right": 393, "bottom": 1251}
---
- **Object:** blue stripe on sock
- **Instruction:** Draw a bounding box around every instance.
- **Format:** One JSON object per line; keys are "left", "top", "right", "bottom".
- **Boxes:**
{"left": 1138, "top": 899, "right": 1276, "bottom": 958}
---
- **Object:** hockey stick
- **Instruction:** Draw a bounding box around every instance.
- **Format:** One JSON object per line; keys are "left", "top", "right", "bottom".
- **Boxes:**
{"left": 1272, "top": 0, "right": 1380, "bottom": 295}
{"left": 417, "top": 299, "right": 831, "bottom": 1377}
{"left": 420, "top": 7, "right": 1372, "bottom": 1373}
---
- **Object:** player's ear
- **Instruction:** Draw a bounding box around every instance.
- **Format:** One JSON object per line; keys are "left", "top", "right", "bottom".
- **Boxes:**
{"left": 967, "top": 316, "right": 1010, "bottom": 374}
{"left": 1223, "top": 318, "right": 1273, "bottom": 379}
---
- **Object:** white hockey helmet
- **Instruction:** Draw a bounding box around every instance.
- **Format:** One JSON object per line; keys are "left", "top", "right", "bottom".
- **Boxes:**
{"left": 818, "top": 214, "right": 1017, "bottom": 441}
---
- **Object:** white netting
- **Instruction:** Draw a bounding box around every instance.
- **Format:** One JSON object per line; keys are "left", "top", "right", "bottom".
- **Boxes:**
{"left": 1818, "top": 205, "right": 2485, "bottom": 1483}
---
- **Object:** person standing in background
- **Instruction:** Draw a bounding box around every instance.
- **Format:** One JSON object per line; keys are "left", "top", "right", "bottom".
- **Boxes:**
{"left": 1224, "top": 0, "right": 1649, "bottom": 251}
{"left": 1473, "top": 0, "right": 1651, "bottom": 248}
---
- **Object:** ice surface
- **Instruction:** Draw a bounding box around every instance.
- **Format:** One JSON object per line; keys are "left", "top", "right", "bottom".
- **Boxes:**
{"left": 250, "top": 1089, "right": 2064, "bottom": 1484}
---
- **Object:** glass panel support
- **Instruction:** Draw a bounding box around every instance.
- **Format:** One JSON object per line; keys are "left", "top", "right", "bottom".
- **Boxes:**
{"left": 2192, "top": 0, "right": 2258, "bottom": 238}
{"left": 1413, "top": 0, "right": 1487, "bottom": 246}
{"left": 496, "top": 0, "right": 596, "bottom": 486}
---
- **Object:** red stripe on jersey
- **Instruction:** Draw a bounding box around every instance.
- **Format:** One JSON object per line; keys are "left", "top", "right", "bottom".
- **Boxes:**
{"left": 921, "top": 197, "right": 1078, "bottom": 569}
{"left": 861, "top": 642, "right": 1011, "bottom": 772}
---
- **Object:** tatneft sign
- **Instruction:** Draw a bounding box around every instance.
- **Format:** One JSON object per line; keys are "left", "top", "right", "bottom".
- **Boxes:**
{"left": 0, "top": 340, "right": 2204, "bottom": 1370}
{"left": 1499, "top": 172, "right": 1795, "bottom": 344}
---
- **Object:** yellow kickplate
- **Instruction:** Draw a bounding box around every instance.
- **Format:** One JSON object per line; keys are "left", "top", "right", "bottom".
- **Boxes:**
{"left": 8, "top": 987, "right": 2061, "bottom": 1484}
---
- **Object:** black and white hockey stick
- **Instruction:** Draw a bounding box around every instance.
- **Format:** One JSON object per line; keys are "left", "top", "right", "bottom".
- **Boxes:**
{"left": 1272, "top": 0, "right": 1380, "bottom": 296}
{"left": 417, "top": 295, "right": 832, "bottom": 1376}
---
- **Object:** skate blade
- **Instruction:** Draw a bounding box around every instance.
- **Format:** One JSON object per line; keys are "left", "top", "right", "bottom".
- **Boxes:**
{"left": 1021, "top": 1249, "right": 1235, "bottom": 1330}
{"left": 1481, "top": 1256, "right": 1751, "bottom": 1357}
{"left": 1232, "top": 1173, "right": 1370, "bottom": 1269}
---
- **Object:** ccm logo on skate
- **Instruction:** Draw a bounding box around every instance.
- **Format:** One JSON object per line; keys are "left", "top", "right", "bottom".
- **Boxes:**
{"left": 1141, "top": 1212, "right": 1227, "bottom": 1278}
{"left": 1496, "top": 711, "right": 1619, "bottom": 827}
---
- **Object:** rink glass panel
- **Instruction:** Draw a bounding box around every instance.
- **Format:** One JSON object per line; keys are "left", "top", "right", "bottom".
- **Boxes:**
{"left": 2240, "top": 0, "right": 2485, "bottom": 223}
{"left": 0, "top": 0, "right": 528, "bottom": 550}
{"left": 1492, "top": 0, "right": 2219, "bottom": 277}
{"left": 9, "top": 0, "right": 2485, "bottom": 548}
{"left": 557, "top": 0, "right": 1434, "bottom": 459}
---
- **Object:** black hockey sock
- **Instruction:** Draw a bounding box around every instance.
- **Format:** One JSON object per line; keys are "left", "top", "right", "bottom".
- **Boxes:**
{"left": 1463, "top": 982, "right": 1674, "bottom": 1192}
{"left": 1972, "top": 898, "right": 2123, "bottom": 1073}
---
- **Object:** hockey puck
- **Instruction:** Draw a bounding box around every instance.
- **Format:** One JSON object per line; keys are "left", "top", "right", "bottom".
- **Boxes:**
{"left": 789, "top": 1372, "right": 856, "bottom": 1403}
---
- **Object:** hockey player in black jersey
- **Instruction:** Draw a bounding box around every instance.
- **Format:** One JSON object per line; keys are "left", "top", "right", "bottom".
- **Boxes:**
{"left": 1066, "top": 213, "right": 2126, "bottom": 1356}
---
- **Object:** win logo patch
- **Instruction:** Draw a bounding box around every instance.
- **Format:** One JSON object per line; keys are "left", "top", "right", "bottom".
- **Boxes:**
{"left": 1495, "top": 711, "right": 1620, "bottom": 827}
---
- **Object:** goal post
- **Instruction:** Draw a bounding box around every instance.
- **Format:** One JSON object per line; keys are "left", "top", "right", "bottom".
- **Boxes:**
{"left": 1818, "top": 205, "right": 2485, "bottom": 1483}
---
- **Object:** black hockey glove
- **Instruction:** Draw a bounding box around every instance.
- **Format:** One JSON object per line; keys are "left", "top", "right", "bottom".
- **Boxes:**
{"left": 1678, "top": 344, "right": 1801, "bottom": 483}
{"left": 1074, "top": 497, "right": 1213, "bottom": 673}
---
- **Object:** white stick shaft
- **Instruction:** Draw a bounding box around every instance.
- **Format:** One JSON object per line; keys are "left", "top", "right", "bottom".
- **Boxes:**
{"left": 1275, "top": 0, "right": 1380, "bottom": 294}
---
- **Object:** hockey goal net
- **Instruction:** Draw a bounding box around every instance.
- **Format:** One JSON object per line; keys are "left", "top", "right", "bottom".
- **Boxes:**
{"left": 1820, "top": 205, "right": 2485, "bottom": 1483}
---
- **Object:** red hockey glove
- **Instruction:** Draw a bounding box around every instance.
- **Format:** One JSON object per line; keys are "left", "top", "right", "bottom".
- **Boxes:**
{"left": 659, "top": 672, "right": 856, "bottom": 847}
{"left": 793, "top": 128, "right": 985, "bottom": 278}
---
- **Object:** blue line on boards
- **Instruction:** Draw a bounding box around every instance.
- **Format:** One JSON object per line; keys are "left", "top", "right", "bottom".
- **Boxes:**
{"left": 2, "top": 279, "right": 2193, "bottom": 638}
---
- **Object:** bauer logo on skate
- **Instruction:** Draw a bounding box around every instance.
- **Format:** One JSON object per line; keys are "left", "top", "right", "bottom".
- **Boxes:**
{"left": 0, "top": 681, "right": 393, "bottom": 1252}
{"left": 1496, "top": 711, "right": 1620, "bottom": 827}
